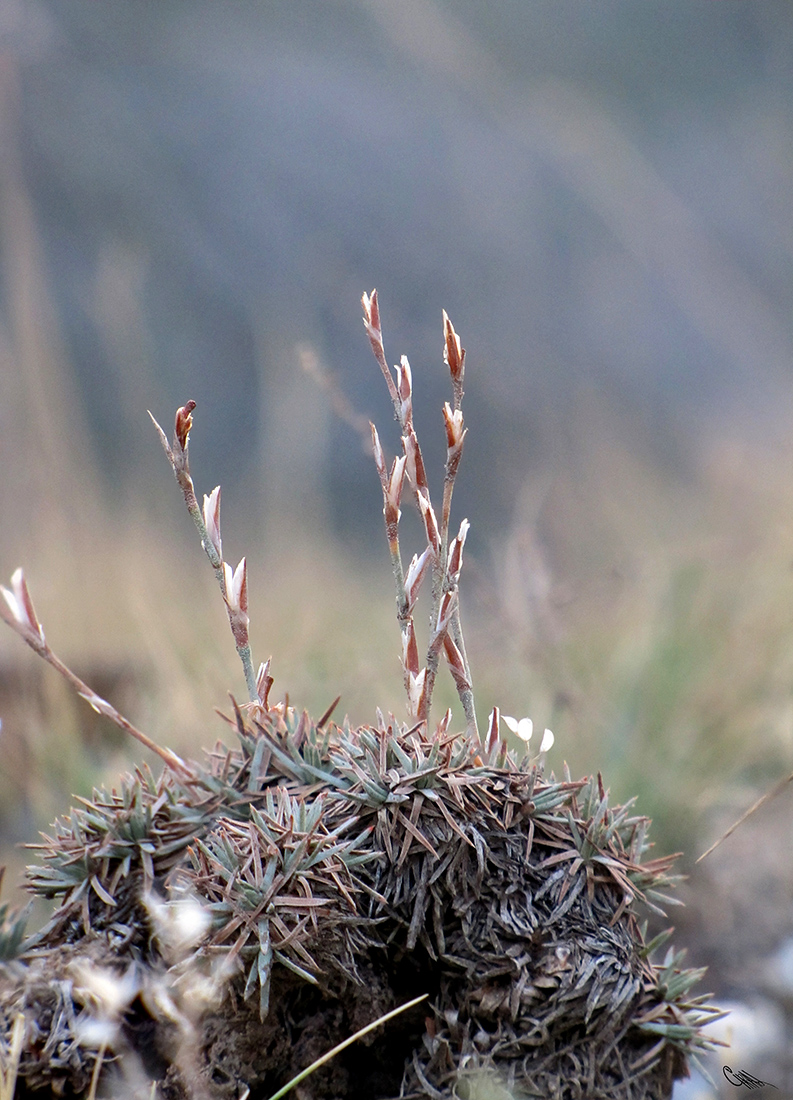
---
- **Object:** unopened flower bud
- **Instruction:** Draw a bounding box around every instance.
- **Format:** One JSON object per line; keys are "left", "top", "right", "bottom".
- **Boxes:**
{"left": 405, "top": 546, "right": 432, "bottom": 610}
{"left": 442, "top": 402, "right": 466, "bottom": 452}
{"left": 1, "top": 567, "right": 44, "bottom": 642}
{"left": 436, "top": 708, "right": 452, "bottom": 738}
{"left": 362, "top": 289, "right": 381, "bottom": 341}
{"left": 443, "top": 311, "right": 465, "bottom": 384}
{"left": 256, "top": 658, "right": 274, "bottom": 708}
{"left": 402, "top": 428, "right": 428, "bottom": 493}
{"left": 485, "top": 706, "right": 501, "bottom": 754}
{"left": 401, "top": 622, "right": 420, "bottom": 676}
{"left": 370, "top": 423, "right": 386, "bottom": 481}
{"left": 443, "top": 634, "right": 470, "bottom": 694}
{"left": 407, "top": 668, "right": 426, "bottom": 718}
{"left": 417, "top": 492, "right": 440, "bottom": 554}
{"left": 435, "top": 589, "right": 456, "bottom": 635}
{"left": 202, "top": 486, "right": 222, "bottom": 559}
{"left": 447, "top": 519, "right": 470, "bottom": 586}
{"left": 174, "top": 400, "right": 196, "bottom": 453}
{"left": 396, "top": 356, "right": 413, "bottom": 427}
{"left": 385, "top": 455, "right": 407, "bottom": 514}
{"left": 223, "top": 558, "right": 249, "bottom": 645}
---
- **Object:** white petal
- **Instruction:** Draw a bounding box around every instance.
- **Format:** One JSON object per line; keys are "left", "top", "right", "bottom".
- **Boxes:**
{"left": 1, "top": 585, "right": 23, "bottom": 624}
{"left": 540, "top": 728, "right": 555, "bottom": 752}
{"left": 502, "top": 715, "right": 533, "bottom": 741}
{"left": 517, "top": 718, "right": 533, "bottom": 742}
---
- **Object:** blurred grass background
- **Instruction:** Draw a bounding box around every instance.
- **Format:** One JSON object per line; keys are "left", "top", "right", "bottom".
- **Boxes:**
{"left": 1, "top": 4, "right": 793, "bottom": 1048}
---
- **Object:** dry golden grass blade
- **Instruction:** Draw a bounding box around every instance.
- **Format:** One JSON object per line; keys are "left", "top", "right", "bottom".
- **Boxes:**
{"left": 697, "top": 770, "right": 793, "bottom": 862}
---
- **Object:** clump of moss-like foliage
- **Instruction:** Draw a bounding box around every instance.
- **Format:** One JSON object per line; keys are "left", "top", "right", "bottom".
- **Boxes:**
{"left": 0, "top": 295, "right": 721, "bottom": 1100}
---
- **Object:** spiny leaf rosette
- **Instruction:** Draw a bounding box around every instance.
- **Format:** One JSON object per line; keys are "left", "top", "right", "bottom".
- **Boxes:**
{"left": 0, "top": 295, "right": 721, "bottom": 1100}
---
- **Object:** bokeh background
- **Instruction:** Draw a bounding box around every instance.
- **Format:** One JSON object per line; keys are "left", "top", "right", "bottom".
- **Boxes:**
{"left": 2, "top": 1, "right": 793, "bottom": 1092}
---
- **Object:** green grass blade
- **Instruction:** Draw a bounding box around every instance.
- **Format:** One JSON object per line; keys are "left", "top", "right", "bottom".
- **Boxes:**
{"left": 265, "top": 992, "right": 428, "bottom": 1100}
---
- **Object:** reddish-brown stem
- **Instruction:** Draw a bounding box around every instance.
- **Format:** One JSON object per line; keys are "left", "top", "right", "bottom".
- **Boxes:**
{"left": 0, "top": 599, "right": 193, "bottom": 778}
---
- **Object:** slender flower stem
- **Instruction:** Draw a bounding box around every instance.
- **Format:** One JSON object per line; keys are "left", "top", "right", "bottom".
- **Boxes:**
{"left": 0, "top": 595, "right": 193, "bottom": 778}
{"left": 150, "top": 406, "right": 258, "bottom": 703}
{"left": 363, "top": 292, "right": 478, "bottom": 731}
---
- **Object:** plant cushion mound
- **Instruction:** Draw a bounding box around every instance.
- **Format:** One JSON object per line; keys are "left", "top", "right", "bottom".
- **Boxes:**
{"left": 0, "top": 703, "right": 718, "bottom": 1100}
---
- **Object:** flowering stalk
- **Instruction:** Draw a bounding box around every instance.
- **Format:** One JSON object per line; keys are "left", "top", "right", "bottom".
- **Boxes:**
{"left": 150, "top": 403, "right": 257, "bottom": 703}
{"left": 362, "top": 291, "right": 478, "bottom": 735}
{"left": 0, "top": 568, "right": 192, "bottom": 777}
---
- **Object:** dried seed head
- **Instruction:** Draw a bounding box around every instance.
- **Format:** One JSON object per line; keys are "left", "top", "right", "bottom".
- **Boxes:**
{"left": 1, "top": 568, "right": 44, "bottom": 642}
{"left": 202, "top": 486, "right": 222, "bottom": 559}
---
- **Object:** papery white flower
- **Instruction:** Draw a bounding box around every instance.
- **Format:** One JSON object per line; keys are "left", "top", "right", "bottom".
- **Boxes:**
{"left": 202, "top": 485, "right": 222, "bottom": 558}
{"left": 502, "top": 715, "right": 555, "bottom": 752}
{"left": 502, "top": 715, "right": 533, "bottom": 742}
{"left": 539, "top": 728, "right": 555, "bottom": 752}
